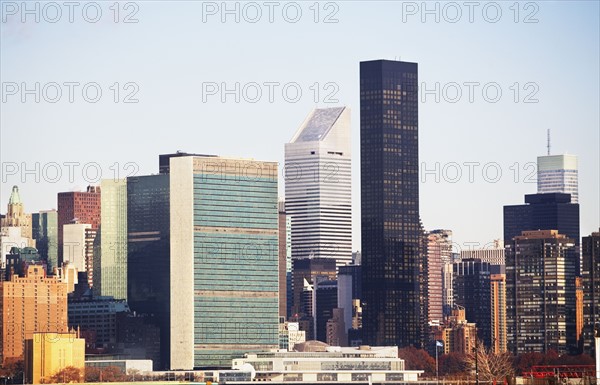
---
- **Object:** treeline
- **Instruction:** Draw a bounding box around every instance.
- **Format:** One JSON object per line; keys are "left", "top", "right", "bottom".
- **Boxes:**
{"left": 398, "top": 345, "right": 595, "bottom": 379}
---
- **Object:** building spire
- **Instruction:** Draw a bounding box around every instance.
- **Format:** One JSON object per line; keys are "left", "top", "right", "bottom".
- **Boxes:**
{"left": 8, "top": 185, "right": 22, "bottom": 205}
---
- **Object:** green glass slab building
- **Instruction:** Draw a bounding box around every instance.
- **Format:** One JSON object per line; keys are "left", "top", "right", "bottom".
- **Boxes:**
{"left": 32, "top": 210, "right": 58, "bottom": 271}
{"left": 170, "top": 155, "right": 279, "bottom": 369}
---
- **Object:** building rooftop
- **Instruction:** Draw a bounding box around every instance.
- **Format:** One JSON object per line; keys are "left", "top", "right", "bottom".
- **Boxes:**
{"left": 292, "top": 107, "right": 346, "bottom": 143}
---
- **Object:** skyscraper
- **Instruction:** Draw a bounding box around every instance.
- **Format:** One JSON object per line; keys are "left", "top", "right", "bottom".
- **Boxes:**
{"left": 582, "top": 229, "right": 600, "bottom": 355}
{"left": 360, "top": 59, "right": 421, "bottom": 347}
{"left": 506, "top": 230, "right": 576, "bottom": 354}
{"left": 278, "top": 200, "right": 291, "bottom": 319}
{"left": 453, "top": 259, "right": 492, "bottom": 348}
{"left": 1, "top": 186, "right": 35, "bottom": 266}
{"left": 315, "top": 279, "right": 338, "bottom": 343}
{"left": 504, "top": 193, "right": 580, "bottom": 268}
{"left": 57, "top": 186, "right": 101, "bottom": 267}
{"left": 95, "top": 179, "right": 127, "bottom": 299}
{"left": 537, "top": 154, "right": 578, "bottom": 203}
{"left": 285, "top": 107, "right": 352, "bottom": 267}
{"left": 127, "top": 173, "right": 170, "bottom": 369}
{"left": 460, "top": 241, "right": 505, "bottom": 266}
{"left": 426, "top": 231, "right": 448, "bottom": 324}
{"left": 62, "top": 222, "right": 91, "bottom": 273}
{"left": 291, "top": 257, "right": 337, "bottom": 318}
{"left": 32, "top": 210, "right": 58, "bottom": 271}
{"left": 490, "top": 265, "right": 507, "bottom": 353}
{"left": 1, "top": 186, "right": 33, "bottom": 240}
{"left": 169, "top": 155, "right": 279, "bottom": 369}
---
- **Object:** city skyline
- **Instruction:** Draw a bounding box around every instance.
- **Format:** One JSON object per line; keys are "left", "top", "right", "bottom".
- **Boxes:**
{"left": 1, "top": 2, "right": 598, "bottom": 251}
{"left": 1, "top": 1, "right": 599, "bottom": 382}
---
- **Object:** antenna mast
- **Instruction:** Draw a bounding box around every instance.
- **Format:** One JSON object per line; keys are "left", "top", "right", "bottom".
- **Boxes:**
{"left": 547, "top": 129, "right": 551, "bottom": 155}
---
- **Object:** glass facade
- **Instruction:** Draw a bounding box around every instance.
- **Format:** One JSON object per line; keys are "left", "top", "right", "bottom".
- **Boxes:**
{"left": 96, "top": 179, "right": 127, "bottom": 299}
{"left": 127, "top": 174, "right": 170, "bottom": 370}
{"left": 537, "top": 154, "right": 578, "bottom": 203}
{"left": 193, "top": 171, "right": 279, "bottom": 367}
{"left": 161, "top": 156, "right": 281, "bottom": 369}
{"left": 503, "top": 193, "right": 580, "bottom": 270}
{"left": 582, "top": 230, "right": 600, "bottom": 355}
{"left": 360, "top": 60, "right": 422, "bottom": 347}
{"left": 506, "top": 231, "right": 576, "bottom": 354}
{"left": 32, "top": 210, "right": 58, "bottom": 271}
{"left": 453, "top": 259, "right": 492, "bottom": 348}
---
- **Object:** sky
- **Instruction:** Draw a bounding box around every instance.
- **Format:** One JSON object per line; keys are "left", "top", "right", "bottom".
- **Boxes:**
{"left": 1, "top": 0, "right": 599, "bottom": 251}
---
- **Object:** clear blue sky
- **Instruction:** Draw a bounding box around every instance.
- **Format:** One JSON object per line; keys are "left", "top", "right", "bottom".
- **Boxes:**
{"left": 1, "top": 1, "right": 599, "bottom": 250}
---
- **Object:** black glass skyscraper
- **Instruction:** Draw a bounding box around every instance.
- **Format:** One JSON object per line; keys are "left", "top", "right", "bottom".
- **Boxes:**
{"left": 503, "top": 193, "right": 580, "bottom": 354}
{"left": 127, "top": 174, "right": 170, "bottom": 369}
{"left": 453, "top": 259, "right": 492, "bottom": 348}
{"left": 503, "top": 193, "right": 580, "bottom": 268}
{"left": 360, "top": 59, "right": 422, "bottom": 347}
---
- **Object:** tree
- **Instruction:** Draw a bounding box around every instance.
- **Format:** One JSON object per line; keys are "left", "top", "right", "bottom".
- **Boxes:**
{"left": 97, "top": 366, "right": 127, "bottom": 382}
{"left": 440, "top": 352, "right": 468, "bottom": 375}
{"left": 45, "top": 366, "right": 82, "bottom": 383}
{"left": 0, "top": 359, "right": 24, "bottom": 381}
{"left": 84, "top": 366, "right": 101, "bottom": 382}
{"left": 398, "top": 346, "right": 436, "bottom": 376}
{"left": 466, "top": 340, "right": 514, "bottom": 384}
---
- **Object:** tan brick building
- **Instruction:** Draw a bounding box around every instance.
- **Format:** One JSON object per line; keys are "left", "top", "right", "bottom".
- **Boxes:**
{"left": 0, "top": 264, "right": 68, "bottom": 364}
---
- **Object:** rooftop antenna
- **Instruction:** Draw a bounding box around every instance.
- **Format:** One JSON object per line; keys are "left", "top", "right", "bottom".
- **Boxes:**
{"left": 547, "top": 129, "right": 551, "bottom": 155}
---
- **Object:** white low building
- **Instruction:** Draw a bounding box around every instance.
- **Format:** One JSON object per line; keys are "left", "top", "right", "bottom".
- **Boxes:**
{"left": 228, "top": 341, "right": 423, "bottom": 383}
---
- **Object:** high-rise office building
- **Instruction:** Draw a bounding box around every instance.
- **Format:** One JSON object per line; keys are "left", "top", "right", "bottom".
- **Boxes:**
{"left": 169, "top": 155, "right": 279, "bottom": 369}
{"left": 285, "top": 107, "right": 352, "bottom": 267}
{"left": 537, "top": 154, "right": 578, "bottom": 203}
{"left": 453, "top": 259, "right": 492, "bottom": 348}
{"left": 32, "top": 210, "right": 58, "bottom": 271}
{"left": 503, "top": 193, "right": 580, "bottom": 267}
{"left": 338, "top": 264, "right": 362, "bottom": 341}
{"left": 127, "top": 173, "right": 170, "bottom": 370}
{"left": 57, "top": 186, "right": 101, "bottom": 267}
{"left": 425, "top": 230, "right": 453, "bottom": 318}
{"left": 582, "top": 229, "right": 600, "bottom": 355}
{"left": 315, "top": 280, "right": 338, "bottom": 343}
{"left": 1, "top": 186, "right": 33, "bottom": 240}
{"left": 490, "top": 265, "right": 507, "bottom": 353}
{"left": 291, "top": 257, "right": 337, "bottom": 318}
{"left": 460, "top": 242, "right": 505, "bottom": 266}
{"left": 62, "top": 222, "right": 91, "bottom": 273}
{"left": 278, "top": 200, "right": 291, "bottom": 319}
{"left": 426, "top": 231, "right": 448, "bottom": 324}
{"left": 0, "top": 264, "right": 68, "bottom": 364}
{"left": 94, "top": 179, "right": 128, "bottom": 299}
{"left": 506, "top": 230, "right": 576, "bottom": 354}
{"left": 360, "top": 59, "right": 422, "bottom": 347}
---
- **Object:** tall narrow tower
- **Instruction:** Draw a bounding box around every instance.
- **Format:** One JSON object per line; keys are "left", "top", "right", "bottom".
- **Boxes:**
{"left": 285, "top": 107, "right": 352, "bottom": 267}
{"left": 360, "top": 59, "right": 422, "bottom": 347}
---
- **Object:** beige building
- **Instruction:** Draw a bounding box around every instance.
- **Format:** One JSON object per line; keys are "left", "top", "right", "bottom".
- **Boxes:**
{"left": 437, "top": 307, "right": 477, "bottom": 355}
{"left": 0, "top": 264, "right": 68, "bottom": 364}
{"left": 491, "top": 272, "right": 507, "bottom": 353}
{"left": 24, "top": 331, "right": 85, "bottom": 384}
{"left": 1, "top": 186, "right": 33, "bottom": 240}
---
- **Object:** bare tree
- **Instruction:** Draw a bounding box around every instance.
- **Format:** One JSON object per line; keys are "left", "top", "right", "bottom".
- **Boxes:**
{"left": 466, "top": 340, "right": 514, "bottom": 385}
